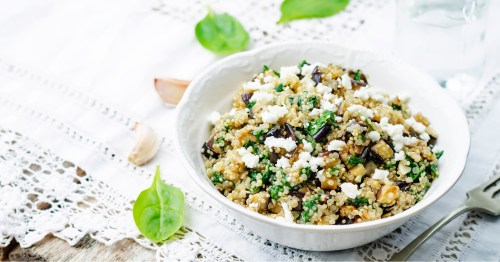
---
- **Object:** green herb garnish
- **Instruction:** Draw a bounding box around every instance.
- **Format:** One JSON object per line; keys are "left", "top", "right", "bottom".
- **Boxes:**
{"left": 346, "top": 156, "right": 365, "bottom": 166}
{"left": 275, "top": 83, "right": 284, "bottom": 92}
{"left": 306, "top": 110, "right": 336, "bottom": 136}
{"left": 269, "top": 185, "right": 283, "bottom": 200}
{"left": 252, "top": 129, "right": 266, "bottom": 140}
{"left": 263, "top": 65, "right": 269, "bottom": 72}
{"left": 273, "top": 70, "right": 281, "bottom": 77}
{"left": 278, "top": 0, "right": 350, "bottom": 24}
{"left": 364, "top": 119, "right": 374, "bottom": 131}
{"left": 354, "top": 69, "right": 361, "bottom": 81}
{"left": 346, "top": 197, "right": 369, "bottom": 207}
{"left": 435, "top": 150, "right": 444, "bottom": 159}
{"left": 300, "top": 195, "right": 320, "bottom": 223}
{"left": 195, "top": 9, "right": 250, "bottom": 55}
{"left": 246, "top": 100, "right": 256, "bottom": 109}
{"left": 133, "top": 167, "right": 184, "bottom": 242}
{"left": 308, "top": 96, "right": 319, "bottom": 107}
{"left": 391, "top": 104, "right": 402, "bottom": 111}
{"left": 299, "top": 60, "right": 308, "bottom": 67}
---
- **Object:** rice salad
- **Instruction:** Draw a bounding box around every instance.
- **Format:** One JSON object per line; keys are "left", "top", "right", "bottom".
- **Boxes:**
{"left": 201, "top": 61, "right": 444, "bottom": 225}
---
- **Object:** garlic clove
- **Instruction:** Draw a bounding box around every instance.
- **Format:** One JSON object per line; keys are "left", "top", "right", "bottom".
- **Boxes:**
{"left": 128, "top": 122, "right": 160, "bottom": 166}
{"left": 154, "top": 78, "right": 190, "bottom": 105}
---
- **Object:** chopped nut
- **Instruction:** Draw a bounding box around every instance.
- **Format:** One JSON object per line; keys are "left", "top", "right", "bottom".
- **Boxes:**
{"left": 321, "top": 176, "right": 339, "bottom": 190}
{"left": 371, "top": 140, "right": 394, "bottom": 160}
{"left": 349, "top": 164, "right": 367, "bottom": 178}
{"left": 377, "top": 185, "right": 400, "bottom": 206}
{"left": 340, "top": 205, "right": 356, "bottom": 217}
{"left": 246, "top": 192, "right": 270, "bottom": 213}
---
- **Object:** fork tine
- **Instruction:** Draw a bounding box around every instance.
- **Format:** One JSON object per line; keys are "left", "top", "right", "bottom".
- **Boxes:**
{"left": 482, "top": 172, "right": 500, "bottom": 192}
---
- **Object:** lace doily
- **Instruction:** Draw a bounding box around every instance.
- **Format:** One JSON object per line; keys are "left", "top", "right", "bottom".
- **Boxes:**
{"left": 1, "top": 0, "right": 500, "bottom": 257}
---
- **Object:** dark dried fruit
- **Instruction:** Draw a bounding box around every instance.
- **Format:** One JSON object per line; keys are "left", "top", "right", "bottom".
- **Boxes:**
{"left": 266, "top": 127, "right": 282, "bottom": 138}
{"left": 312, "top": 125, "right": 331, "bottom": 142}
{"left": 312, "top": 66, "right": 322, "bottom": 85}
{"left": 241, "top": 93, "right": 253, "bottom": 105}
{"left": 269, "top": 152, "right": 279, "bottom": 164}
{"left": 201, "top": 137, "right": 219, "bottom": 158}
{"left": 284, "top": 123, "right": 297, "bottom": 141}
{"left": 396, "top": 181, "right": 411, "bottom": 191}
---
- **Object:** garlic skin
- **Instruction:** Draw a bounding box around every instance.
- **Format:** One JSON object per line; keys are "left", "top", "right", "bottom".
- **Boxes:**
{"left": 154, "top": 78, "right": 190, "bottom": 105}
{"left": 128, "top": 123, "right": 160, "bottom": 166}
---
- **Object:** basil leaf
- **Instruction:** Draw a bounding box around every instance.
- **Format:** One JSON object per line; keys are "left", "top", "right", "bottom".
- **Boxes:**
{"left": 133, "top": 167, "right": 184, "bottom": 242}
{"left": 195, "top": 9, "right": 250, "bottom": 55}
{"left": 278, "top": 0, "right": 350, "bottom": 24}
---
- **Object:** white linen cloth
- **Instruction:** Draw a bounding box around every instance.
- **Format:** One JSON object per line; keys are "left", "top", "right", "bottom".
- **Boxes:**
{"left": 0, "top": 0, "right": 499, "bottom": 260}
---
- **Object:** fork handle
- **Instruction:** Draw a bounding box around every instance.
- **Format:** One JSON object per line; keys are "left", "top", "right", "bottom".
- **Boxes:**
{"left": 389, "top": 203, "right": 475, "bottom": 261}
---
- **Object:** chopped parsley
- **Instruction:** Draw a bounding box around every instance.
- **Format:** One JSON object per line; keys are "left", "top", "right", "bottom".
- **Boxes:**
{"left": 308, "top": 96, "right": 319, "bottom": 107}
{"left": 346, "top": 156, "right": 365, "bottom": 166}
{"left": 211, "top": 172, "right": 225, "bottom": 184}
{"left": 328, "top": 167, "right": 340, "bottom": 176}
{"left": 243, "top": 140, "right": 255, "bottom": 149}
{"left": 299, "top": 60, "right": 308, "bottom": 67}
{"left": 384, "top": 162, "right": 396, "bottom": 169}
{"left": 275, "top": 83, "right": 284, "bottom": 92}
{"left": 346, "top": 197, "right": 369, "bottom": 207}
{"left": 300, "top": 166, "right": 312, "bottom": 178}
{"left": 354, "top": 69, "right": 362, "bottom": 81}
{"left": 360, "top": 132, "right": 366, "bottom": 142}
{"left": 273, "top": 70, "right": 280, "bottom": 77}
{"left": 263, "top": 65, "right": 269, "bottom": 72}
{"left": 306, "top": 110, "right": 337, "bottom": 136}
{"left": 406, "top": 156, "right": 423, "bottom": 181}
{"left": 435, "top": 150, "right": 444, "bottom": 159}
{"left": 391, "top": 104, "right": 402, "bottom": 111}
{"left": 300, "top": 195, "right": 320, "bottom": 223}
{"left": 364, "top": 119, "right": 374, "bottom": 131}
{"left": 246, "top": 100, "right": 256, "bottom": 109}
{"left": 427, "top": 164, "right": 438, "bottom": 177}
{"left": 269, "top": 185, "right": 283, "bottom": 200}
{"left": 252, "top": 129, "right": 266, "bottom": 140}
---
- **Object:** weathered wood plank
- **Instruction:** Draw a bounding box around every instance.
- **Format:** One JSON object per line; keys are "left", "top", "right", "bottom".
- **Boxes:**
{"left": 8, "top": 235, "right": 155, "bottom": 262}
{"left": 1, "top": 240, "right": 19, "bottom": 261}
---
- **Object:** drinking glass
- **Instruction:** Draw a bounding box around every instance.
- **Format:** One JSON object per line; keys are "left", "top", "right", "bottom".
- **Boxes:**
{"left": 395, "top": 0, "right": 490, "bottom": 88}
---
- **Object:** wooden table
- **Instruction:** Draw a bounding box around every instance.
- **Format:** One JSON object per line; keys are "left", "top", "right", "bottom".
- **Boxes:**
{"left": 1, "top": 236, "right": 155, "bottom": 261}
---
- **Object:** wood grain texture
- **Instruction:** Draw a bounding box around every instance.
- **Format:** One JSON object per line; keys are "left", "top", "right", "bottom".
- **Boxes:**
{"left": 8, "top": 236, "right": 155, "bottom": 262}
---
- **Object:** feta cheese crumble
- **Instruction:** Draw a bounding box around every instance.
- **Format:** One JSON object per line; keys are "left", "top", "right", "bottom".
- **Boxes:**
{"left": 394, "top": 151, "right": 405, "bottom": 161}
{"left": 264, "top": 137, "right": 297, "bottom": 152}
{"left": 280, "top": 66, "right": 300, "bottom": 84}
{"left": 236, "top": 147, "right": 259, "bottom": 168}
{"left": 275, "top": 202, "right": 294, "bottom": 223}
{"left": 367, "top": 131, "right": 381, "bottom": 142}
{"left": 208, "top": 111, "right": 221, "bottom": 125}
{"left": 340, "top": 74, "right": 352, "bottom": 89}
{"left": 261, "top": 105, "right": 288, "bottom": 124}
{"left": 405, "top": 118, "right": 426, "bottom": 134}
{"left": 302, "top": 139, "right": 314, "bottom": 153}
{"left": 340, "top": 183, "right": 361, "bottom": 198}
{"left": 250, "top": 91, "right": 274, "bottom": 103}
{"left": 372, "top": 169, "right": 389, "bottom": 181}
{"left": 346, "top": 105, "right": 374, "bottom": 118}
{"left": 276, "top": 157, "right": 291, "bottom": 168}
{"left": 379, "top": 117, "right": 417, "bottom": 152}
{"left": 327, "top": 140, "right": 346, "bottom": 151}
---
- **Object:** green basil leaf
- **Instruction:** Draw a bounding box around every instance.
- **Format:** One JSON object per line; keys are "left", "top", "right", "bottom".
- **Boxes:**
{"left": 133, "top": 167, "right": 184, "bottom": 242}
{"left": 195, "top": 9, "right": 250, "bottom": 55}
{"left": 278, "top": 0, "right": 350, "bottom": 24}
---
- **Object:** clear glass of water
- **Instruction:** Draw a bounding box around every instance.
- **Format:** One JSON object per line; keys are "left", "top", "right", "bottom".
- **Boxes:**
{"left": 395, "top": 0, "right": 490, "bottom": 88}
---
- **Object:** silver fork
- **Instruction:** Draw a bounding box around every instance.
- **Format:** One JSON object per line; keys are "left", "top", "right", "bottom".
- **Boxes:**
{"left": 389, "top": 172, "right": 500, "bottom": 261}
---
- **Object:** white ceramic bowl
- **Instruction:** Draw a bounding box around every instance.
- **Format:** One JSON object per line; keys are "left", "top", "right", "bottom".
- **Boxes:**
{"left": 174, "top": 42, "right": 470, "bottom": 251}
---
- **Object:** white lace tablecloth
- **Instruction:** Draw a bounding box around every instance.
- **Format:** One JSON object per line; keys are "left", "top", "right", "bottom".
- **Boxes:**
{"left": 1, "top": 0, "right": 500, "bottom": 260}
